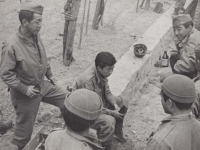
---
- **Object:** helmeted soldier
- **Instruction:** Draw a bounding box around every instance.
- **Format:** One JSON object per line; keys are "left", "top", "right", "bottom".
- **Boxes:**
{"left": 145, "top": 74, "right": 200, "bottom": 150}
{"left": 45, "top": 89, "right": 103, "bottom": 150}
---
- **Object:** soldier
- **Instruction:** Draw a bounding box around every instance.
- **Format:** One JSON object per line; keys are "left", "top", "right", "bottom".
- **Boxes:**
{"left": 45, "top": 89, "right": 103, "bottom": 150}
{"left": 145, "top": 74, "right": 200, "bottom": 150}
{"left": 170, "top": 14, "right": 200, "bottom": 79}
{"left": 73, "top": 52, "right": 128, "bottom": 150}
{"left": 173, "top": 0, "right": 186, "bottom": 16}
{"left": 0, "top": 2, "right": 69, "bottom": 150}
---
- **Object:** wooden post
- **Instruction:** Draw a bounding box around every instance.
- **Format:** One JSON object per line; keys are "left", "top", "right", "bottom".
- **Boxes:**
{"left": 140, "top": 0, "right": 145, "bottom": 8}
{"left": 136, "top": 0, "right": 140, "bottom": 13}
{"left": 92, "top": 0, "right": 105, "bottom": 30}
{"left": 145, "top": 0, "right": 150, "bottom": 10}
{"left": 63, "top": 0, "right": 81, "bottom": 66}
{"left": 100, "top": 0, "right": 108, "bottom": 26}
{"left": 85, "top": 0, "right": 91, "bottom": 35}
{"left": 78, "top": 0, "right": 87, "bottom": 49}
{"left": 153, "top": 2, "right": 163, "bottom": 13}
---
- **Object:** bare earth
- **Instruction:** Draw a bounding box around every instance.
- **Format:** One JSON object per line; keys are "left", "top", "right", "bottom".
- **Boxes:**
{"left": 0, "top": 0, "right": 174, "bottom": 149}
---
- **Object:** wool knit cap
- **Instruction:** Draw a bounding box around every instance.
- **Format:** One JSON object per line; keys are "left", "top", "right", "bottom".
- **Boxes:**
{"left": 172, "top": 14, "right": 192, "bottom": 27}
{"left": 64, "top": 89, "right": 102, "bottom": 120}
{"left": 162, "top": 74, "right": 196, "bottom": 103}
{"left": 20, "top": 1, "right": 44, "bottom": 15}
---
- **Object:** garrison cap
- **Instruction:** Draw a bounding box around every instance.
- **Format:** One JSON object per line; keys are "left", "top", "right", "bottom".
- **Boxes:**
{"left": 162, "top": 74, "right": 196, "bottom": 103}
{"left": 172, "top": 14, "right": 192, "bottom": 27}
{"left": 20, "top": 1, "right": 44, "bottom": 15}
{"left": 64, "top": 89, "right": 102, "bottom": 120}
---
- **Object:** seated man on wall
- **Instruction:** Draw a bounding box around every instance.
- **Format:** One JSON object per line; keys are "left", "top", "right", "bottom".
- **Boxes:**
{"left": 73, "top": 52, "right": 128, "bottom": 150}
{"left": 170, "top": 14, "right": 200, "bottom": 79}
{"left": 45, "top": 89, "right": 103, "bottom": 150}
{"left": 145, "top": 74, "right": 200, "bottom": 150}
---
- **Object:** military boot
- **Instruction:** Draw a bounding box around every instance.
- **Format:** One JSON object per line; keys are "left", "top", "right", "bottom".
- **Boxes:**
{"left": 0, "top": 120, "right": 13, "bottom": 135}
{"left": 114, "top": 105, "right": 127, "bottom": 142}
{"left": 114, "top": 119, "right": 126, "bottom": 142}
{"left": 102, "top": 140, "right": 112, "bottom": 150}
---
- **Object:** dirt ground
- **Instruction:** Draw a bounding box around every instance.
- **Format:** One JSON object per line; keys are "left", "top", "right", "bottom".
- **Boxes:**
{"left": 0, "top": 0, "right": 175, "bottom": 149}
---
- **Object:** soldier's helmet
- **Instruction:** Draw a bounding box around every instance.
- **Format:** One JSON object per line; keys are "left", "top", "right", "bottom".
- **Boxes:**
{"left": 134, "top": 44, "right": 147, "bottom": 58}
{"left": 64, "top": 89, "right": 103, "bottom": 120}
{"left": 162, "top": 74, "right": 196, "bottom": 103}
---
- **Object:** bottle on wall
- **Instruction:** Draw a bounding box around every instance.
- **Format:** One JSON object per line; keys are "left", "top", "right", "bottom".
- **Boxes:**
{"left": 161, "top": 50, "right": 169, "bottom": 67}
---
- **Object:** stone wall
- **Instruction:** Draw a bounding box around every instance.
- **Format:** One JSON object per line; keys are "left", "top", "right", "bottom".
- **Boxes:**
{"left": 108, "top": 0, "right": 194, "bottom": 98}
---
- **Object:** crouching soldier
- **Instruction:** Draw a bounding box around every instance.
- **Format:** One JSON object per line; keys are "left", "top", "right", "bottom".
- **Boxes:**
{"left": 73, "top": 52, "right": 129, "bottom": 150}
{"left": 170, "top": 14, "right": 200, "bottom": 79}
{"left": 45, "top": 89, "right": 103, "bottom": 150}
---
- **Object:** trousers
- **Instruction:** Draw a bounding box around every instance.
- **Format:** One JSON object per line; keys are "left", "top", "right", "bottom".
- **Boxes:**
{"left": 10, "top": 80, "right": 68, "bottom": 147}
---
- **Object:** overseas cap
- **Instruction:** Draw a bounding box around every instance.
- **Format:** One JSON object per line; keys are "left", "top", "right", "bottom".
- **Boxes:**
{"left": 172, "top": 14, "right": 192, "bottom": 27}
{"left": 20, "top": 1, "right": 44, "bottom": 15}
{"left": 162, "top": 75, "right": 196, "bottom": 103}
{"left": 64, "top": 89, "right": 102, "bottom": 120}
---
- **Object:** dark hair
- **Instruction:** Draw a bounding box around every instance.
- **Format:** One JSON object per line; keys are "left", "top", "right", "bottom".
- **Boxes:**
{"left": 95, "top": 52, "right": 116, "bottom": 69}
{"left": 19, "top": 10, "right": 34, "bottom": 24}
{"left": 183, "top": 21, "right": 194, "bottom": 28}
{"left": 63, "top": 107, "right": 95, "bottom": 132}
{"left": 161, "top": 90, "right": 193, "bottom": 110}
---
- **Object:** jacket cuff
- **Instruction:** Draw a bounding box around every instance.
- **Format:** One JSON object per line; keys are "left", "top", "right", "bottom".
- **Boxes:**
{"left": 16, "top": 83, "right": 28, "bottom": 95}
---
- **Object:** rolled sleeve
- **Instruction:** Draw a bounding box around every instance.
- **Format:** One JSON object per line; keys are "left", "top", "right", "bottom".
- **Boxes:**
{"left": 0, "top": 43, "right": 28, "bottom": 94}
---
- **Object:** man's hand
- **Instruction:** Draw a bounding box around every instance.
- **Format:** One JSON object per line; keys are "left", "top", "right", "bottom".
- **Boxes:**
{"left": 111, "top": 110, "right": 125, "bottom": 120}
{"left": 48, "top": 77, "right": 56, "bottom": 85}
{"left": 26, "top": 86, "right": 40, "bottom": 98}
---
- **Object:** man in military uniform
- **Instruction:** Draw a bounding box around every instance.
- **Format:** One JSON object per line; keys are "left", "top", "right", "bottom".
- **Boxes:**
{"left": 0, "top": 2, "right": 69, "bottom": 150}
{"left": 173, "top": 0, "right": 186, "bottom": 16}
{"left": 170, "top": 14, "right": 200, "bottom": 79}
{"left": 145, "top": 74, "right": 200, "bottom": 150}
{"left": 45, "top": 89, "right": 103, "bottom": 150}
{"left": 73, "top": 52, "right": 128, "bottom": 150}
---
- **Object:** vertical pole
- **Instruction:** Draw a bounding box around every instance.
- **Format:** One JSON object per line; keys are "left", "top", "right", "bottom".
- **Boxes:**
{"left": 136, "top": 0, "right": 140, "bottom": 13}
{"left": 78, "top": 0, "right": 87, "bottom": 49}
{"left": 85, "top": 0, "right": 91, "bottom": 35}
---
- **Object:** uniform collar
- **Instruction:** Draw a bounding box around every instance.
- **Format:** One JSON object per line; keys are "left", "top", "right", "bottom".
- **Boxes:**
{"left": 161, "top": 113, "right": 194, "bottom": 123}
{"left": 17, "top": 26, "right": 38, "bottom": 45}
{"left": 66, "top": 127, "right": 103, "bottom": 149}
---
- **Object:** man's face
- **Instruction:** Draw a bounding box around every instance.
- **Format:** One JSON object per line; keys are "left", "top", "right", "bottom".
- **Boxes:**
{"left": 97, "top": 65, "right": 115, "bottom": 78}
{"left": 25, "top": 13, "right": 42, "bottom": 35}
{"left": 173, "top": 24, "right": 191, "bottom": 41}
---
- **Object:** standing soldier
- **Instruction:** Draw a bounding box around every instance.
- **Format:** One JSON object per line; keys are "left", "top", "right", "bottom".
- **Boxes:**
{"left": 145, "top": 74, "right": 200, "bottom": 150}
{"left": 170, "top": 14, "right": 200, "bottom": 79}
{"left": 0, "top": 2, "right": 69, "bottom": 150}
{"left": 73, "top": 52, "right": 128, "bottom": 150}
{"left": 45, "top": 89, "right": 103, "bottom": 150}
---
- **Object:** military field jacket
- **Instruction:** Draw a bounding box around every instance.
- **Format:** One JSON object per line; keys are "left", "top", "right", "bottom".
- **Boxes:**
{"left": 0, "top": 28, "right": 53, "bottom": 95}
{"left": 45, "top": 128, "right": 103, "bottom": 150}
{"left": 174, "top": 28, "right": 200, "bottom": 74}
{"left": 73, "top": 65, "right": 123, "bottom": 110}
{"left": 145, "top": 114, "right": 200, "bottom": 150}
